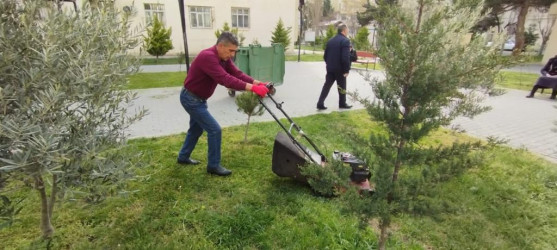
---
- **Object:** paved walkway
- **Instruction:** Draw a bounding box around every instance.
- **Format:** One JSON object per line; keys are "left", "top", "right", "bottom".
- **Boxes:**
{"left": 128, "top": 62, "right": 557, "bottom": 163}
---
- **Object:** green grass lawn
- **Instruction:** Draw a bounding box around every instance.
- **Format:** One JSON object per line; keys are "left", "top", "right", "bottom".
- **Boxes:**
{"left": 141, "top": 57, "right": 190, "bottom": 65}
{"left": 127, "top": 67, "right": 528, "bottom": 91}
{"left": 497, "top": 71, "right": 540, "bottom": 91}
{"left": 2, "top": 110, "right": 556, "bottom": 249}
{"left": 285, "top": 53, "right": 324, "bottom": 62}
{"left": 127, "top": 72, "right": 186, "bottom": 89}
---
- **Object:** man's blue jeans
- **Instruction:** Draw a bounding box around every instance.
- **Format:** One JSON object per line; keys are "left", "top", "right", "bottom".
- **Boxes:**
{"left": 178, "top": 88, "right": 221, "bottom": 167}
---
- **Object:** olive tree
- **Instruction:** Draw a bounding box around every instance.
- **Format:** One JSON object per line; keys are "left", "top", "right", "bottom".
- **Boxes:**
{"left": 0, "top": 0, "right": 145, "bottom": 238}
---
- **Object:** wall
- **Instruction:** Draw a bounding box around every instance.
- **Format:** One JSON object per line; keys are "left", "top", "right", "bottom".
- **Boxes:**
{"left": 113, "top": 0, "right": 298, "bottom": 56}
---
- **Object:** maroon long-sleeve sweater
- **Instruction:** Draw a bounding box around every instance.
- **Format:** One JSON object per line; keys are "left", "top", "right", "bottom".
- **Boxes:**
{"left": 183, "top": 45, "right": 253, "bottom": 100}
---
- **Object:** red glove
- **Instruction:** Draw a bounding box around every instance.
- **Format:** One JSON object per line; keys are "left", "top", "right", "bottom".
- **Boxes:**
{"left": 251, "top": 84, "right": 269, "bottom": 98}
{"left": 258, "top": 82, "right": 269, "bottom": 87}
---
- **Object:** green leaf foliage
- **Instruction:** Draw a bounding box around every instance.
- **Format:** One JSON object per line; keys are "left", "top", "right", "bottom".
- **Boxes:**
{"left": 271, "top": 18, "right": 292, "bottom": 50}
{"left": 300, "top": 160, "right": 352, "bottom": 197}
{"left": 0, "top": 0, "right": 145, "bottom": 238}
{"left": 353, "top": 26, "right": 371, "bottom": 51}
{"left": 322, "top": 25, "right": 336, "bottom": 50}
{"left": 525, "top": 24, "right": 539, "bottom": 47}
{"left": 235, "top": 92, "right": 265, "bottom": 142}
{"left": 144, "top": 15, "right": 173, "bottom": 60}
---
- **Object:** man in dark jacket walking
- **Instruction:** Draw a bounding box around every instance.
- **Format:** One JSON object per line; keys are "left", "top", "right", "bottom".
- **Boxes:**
{"left": 316, "top": 23, "right": 352, "bottom": 110}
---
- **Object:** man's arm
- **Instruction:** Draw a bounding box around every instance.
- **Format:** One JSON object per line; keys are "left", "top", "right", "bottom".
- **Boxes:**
{"left": 541, "top": 58, "right": 554, "bottom": 76}
{"left": 340, "top": 38, "right": 351, "bottom": 74}
{"left": 227, "top": 60, "right": 255, "bottom": 84}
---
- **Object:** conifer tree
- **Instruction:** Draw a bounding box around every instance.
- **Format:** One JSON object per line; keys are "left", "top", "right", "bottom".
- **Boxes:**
{"left": 214, "top": 22, "right": 246, "bottom": 46}
{"left": 323, "top": 0, "right": 333, "bottom": 17}
{"left": 322, "top": 24, "right": 336, "bottom": 50}
{"left": 144, "top": 15, "right": 173, "bottom": 61}
{"left": 271, "top": 18, "right": 292, "bottom": 50}
{"left": 352, "top": 1, "right": 511, "bottom": 248}
{"left": 353, "top": 26, "right": 371, "bottom": 51}
{"left": 303, "top": 1, "right": 513, "bottom": 249}
{"left": 235, "top": 92, "right": 265, "bottom": 143}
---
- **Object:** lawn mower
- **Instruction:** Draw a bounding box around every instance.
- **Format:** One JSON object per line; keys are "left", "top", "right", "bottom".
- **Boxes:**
{"left": 259, "top": 83, "right": 371, "bottom": 192}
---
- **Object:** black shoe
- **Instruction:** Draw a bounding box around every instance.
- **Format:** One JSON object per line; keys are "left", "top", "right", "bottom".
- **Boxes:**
{"left": 339, "top": 104, "right": 353, "bottom": 109}
{"left": 550, "top": 96, "right": 556, "bottom": 100}
{"left": 526, "top": 95, "right": 534, "bottom": 98}
{"left": 207, "top": 165, "right": 232, "bottom": 176}
{"left": 316, "top": 105, "right": 328, "bottom": 110}
{"left": 177, "top": 158, "right": 200, "bottom": 165}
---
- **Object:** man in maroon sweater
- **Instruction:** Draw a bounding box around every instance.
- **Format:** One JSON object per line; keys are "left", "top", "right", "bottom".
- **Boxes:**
{"left": 177, "top": 32, "right": 269, "bottom": 176}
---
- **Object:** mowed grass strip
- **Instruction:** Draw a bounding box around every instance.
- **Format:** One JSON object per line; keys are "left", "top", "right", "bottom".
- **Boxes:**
{"left": 127, "top": 72, "right": 186, "bottom": 89}
{"left": 2, "top": 110, "right": 557, "bottom": 249}
{"left": 127, "top": 67, "right": 537, "bottom": 91}
{"left": 497, "top": 71, "right": 540, "bottom": 91}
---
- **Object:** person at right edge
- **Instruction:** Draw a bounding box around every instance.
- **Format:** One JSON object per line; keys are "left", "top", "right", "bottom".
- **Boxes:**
{"left": 316, "top": 23, "right": 352, "bottom": 110}
{"left": 526, "top": 54, "right": 557, "bottom": 99}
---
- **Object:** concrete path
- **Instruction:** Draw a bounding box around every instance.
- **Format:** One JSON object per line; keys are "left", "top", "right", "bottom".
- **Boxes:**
{"left": 129, "top": 62, "right": 557, "bottom": 163}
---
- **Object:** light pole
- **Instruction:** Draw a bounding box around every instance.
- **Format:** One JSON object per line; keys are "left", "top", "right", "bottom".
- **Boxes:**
{"left": 178, "top": 0, "right": 190, "bottom": 71}
{"left": 297, "top": 0, "right": 304, "bottom": 62}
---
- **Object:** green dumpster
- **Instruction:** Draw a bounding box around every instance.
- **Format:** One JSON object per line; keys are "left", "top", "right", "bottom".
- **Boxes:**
{"left": 230, "top": 44, "right": 285, "bottom": 97}
{"left": 233, "top": 47, "right": 250, "bottom": 74}
{"left": 247, "top": 43, "right": 285, "bottom": 85}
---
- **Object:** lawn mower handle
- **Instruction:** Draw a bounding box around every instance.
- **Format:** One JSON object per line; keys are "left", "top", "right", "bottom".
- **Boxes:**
{"left": 259, "top": 83, "right": 327, "bottom": 163}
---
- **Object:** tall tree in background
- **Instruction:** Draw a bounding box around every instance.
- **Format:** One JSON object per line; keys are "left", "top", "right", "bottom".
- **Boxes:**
{"left": 304, "top": 0, "right": 324, "bottom": 33}
{"left": 469, "top": 0, "right": 506, "bottom": 34}
{"left": 144, "top": 15, "right": 173, "bottom": 61}
{"left": 357, "top": 0, "right": 398, "bottom": 26}
{"left": 271, "top": 18, "right": 292, "bottom": 50}
{"left": 536, "top": 8, "right": 557, "bottom": 55}
{"left": 0, "top": 0, "right": 145, "bottom": 238}
{"left": 323, "top": 0, "right": 333, "bottom": 17}
{"left": 350, "top": 0, "right": 511, "bottom": 248}
{"left": 507, "top": 0, "right": 555, "bottom": 55}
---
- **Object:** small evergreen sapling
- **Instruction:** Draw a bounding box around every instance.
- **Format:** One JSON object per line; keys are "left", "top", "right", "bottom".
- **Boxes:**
{"left": 271, "top": 18, "right": 292, "bottom": 50}
{"left": 235, "top": 92, "right": 265, "bottom": 143}
{"left": 353, "top": 26, "right": 371, "bottom": 51}
{"left": 144, "top": 15, "right": 173, "bottom": 62}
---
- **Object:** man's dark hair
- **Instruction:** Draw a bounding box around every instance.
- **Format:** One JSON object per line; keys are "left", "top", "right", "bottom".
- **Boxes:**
{"left": 216, "top": 31, "right": 239, "bottom": 46}
{"left": 337, "top": 24, "right": 348, "bottom": 34}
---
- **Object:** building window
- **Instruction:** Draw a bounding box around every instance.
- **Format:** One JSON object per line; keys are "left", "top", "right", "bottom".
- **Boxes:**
{"left": 189, "top": 6, "right": 212, "bottom": 28}
{"left": 144, "top": 3, "right": 165, "bottom": 25}
{"left": 231, "top": 8, "right": 249, "bottom": 28}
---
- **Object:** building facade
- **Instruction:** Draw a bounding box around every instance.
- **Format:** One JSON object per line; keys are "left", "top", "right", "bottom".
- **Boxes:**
{"left": 112, "top": 0, "right": 299, "bottom": 55}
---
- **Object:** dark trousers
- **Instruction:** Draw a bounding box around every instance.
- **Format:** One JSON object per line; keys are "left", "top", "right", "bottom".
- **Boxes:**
{"left": 528, "top": 86, "right": 557, "bottom": 98}
{"left": 317, "top": 71, "right": 347, "bottom": 107}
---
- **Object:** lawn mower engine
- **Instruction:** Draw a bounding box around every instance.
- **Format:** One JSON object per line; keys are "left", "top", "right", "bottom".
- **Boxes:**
{"left": 271, "top": 132, "right": 371, "bottom": 191}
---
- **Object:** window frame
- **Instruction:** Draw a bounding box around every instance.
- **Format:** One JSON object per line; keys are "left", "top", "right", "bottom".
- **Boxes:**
{"left": 189, "top": 6, "right": 212, "bottom": 29}
{"left": 144, "top": 3, "right": 165, "bottom": 25}
{"left": 231, "top": 7, "right": 250, "bottom": 29}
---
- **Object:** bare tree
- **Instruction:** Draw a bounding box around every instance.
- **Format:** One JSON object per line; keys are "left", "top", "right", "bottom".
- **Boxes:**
{"left": 536, "top": 9, "right": 557, "bottom": 56}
